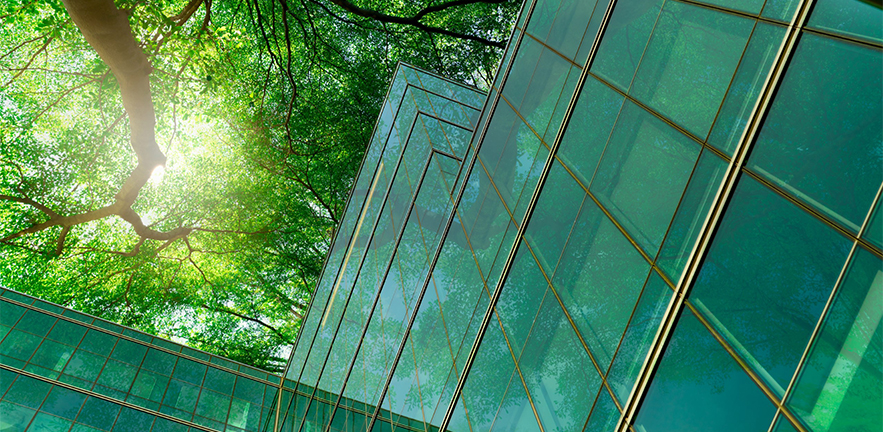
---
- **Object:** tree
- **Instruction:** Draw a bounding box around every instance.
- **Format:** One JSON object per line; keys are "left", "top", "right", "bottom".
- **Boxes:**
{"left": 0, "top": 0, "right": 516, "bottom": 372}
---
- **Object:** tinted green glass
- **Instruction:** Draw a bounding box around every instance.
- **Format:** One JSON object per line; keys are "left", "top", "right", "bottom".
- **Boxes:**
{"left": 492, "top": 245, "right": 549, "bottom": 360}
{"left": 865, "top": 198, "right": 882, "bottom": 250}
{"left": 0, "top": 401, "right": 36, "bottom": 430}
{"left": 773, "top": 416, "right": 800, "bottom": 432}
{"left": 524, "top": 162, "right": 585, "bottom": 273}
{"left": 64, "top": 350, "right": 107, "bottom": 382}
{"left": 631, "top": 1, "right": 754, "bottom": 138}
{"left": 761, "top": 0, "right": 801, "bottom": 21}
{"left": 808, "top": 0, "right": 882, "bottom": 43}
{"left": 0, "top": 368, "right": 16, "bottom": 397}
{"left": 0, "top": 301, "right": 25, "bottom": 327}
{"left": 79, "top": 330, "right": 116, "bottom": 356}
{"left": 77, "top": 397, "right": 120, "bottom": 430}
{"left": 30, "top": 339, "right": 74, "bottom": 372}
{"left": 42, "top": 386, "right": 87, "bottom": 420}
{"left": 526, "top": 0, "right": 559, "bottom": 41}
{"left": 0, "top": 329, "right": 42, "bottom": 364}
{"left": 591, "top": 0, "right": 663, "bottom": 91}
{"left": 47, "top": 319, "right": 88, "bottom": 347}
{"left": 634, "top": 308, "right": 777, "bottom": 431}
{"left": 142, "top": 349, "right": 176, "bottom": 376}
{"left": 489, "top": 377, "right": 540, "bottom": 431}
{"left": 697, "top": 0, "right": 764, "bottom": 14}
{"left": 518, "top": 292, "right": 599, "bottom": 431}
{"left": 30, "top": 412, "right": 73, "bottom": 431}
{"left": 233, "top": 377, "right": 264, "bottom": 405}
{"left": 110, "top": 339, "right": 147, "bottom": 366}
{"left": 130, "top": 369, "right": 170, "bottom": 402}
{"left": 4, "top": 374, "right": 51, "bottom": 408}
{"left": 590, "top": 101, "right": 701, "bottom": 256}
{"left": 112, "top": 407, "right": 155, "bottom": 432}
{"left": 545, "top": 0, "right": 603, "bottom": 61}
{"left": 584, "top": 387, "right": 620, "bottom": 432}
{"left": 152, "top": 417, "right": 188, "bottom": 432}
{"left": 556, "top": 76, "right": 624, "bottom": 188}
{"left": 203, "top": 367, "right": 235, "bottom": 395}
{"left": 16, "top": 309, "right": 57, "bottom": 337}
{"left": 688, "top": 176, "right": 852, "bottom": 395}
{"left": 195, "top": 389, "right": 231, "bottom": 422}
{"left": 655, "top": 150, "right": 727, "bottom": 281}
{"left": 748, "top": 33, "right": 882, "bottom": 232}
{"left": 172, "top": 358, "right": 206, "bottom": 385}
{"left": 708, "top": 22, "right": 787, "bottom": 154}
{"left": 163, "top": 379, "right": 199, "bottom": 412}
{"left": 606, "top": 271, "right": 671, "bottom": 403}
{"left": 551, "top": 201, "right": 651, "bottom": 371}
{"left": 788, "top": 246, "right": 882, "bottom": 432}
{"left": 96, "top": 360, "right": 138, "bottom": 392}
{"left": 502, "top": 36, "right": 543, "bottom": 112}
{"left": 452, "top": 317, "right": 514, "bottom": 431}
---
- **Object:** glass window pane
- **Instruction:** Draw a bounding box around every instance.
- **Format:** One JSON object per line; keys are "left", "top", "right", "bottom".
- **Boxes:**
{"left": 15, "top": 310, "right": 57, "bottom": 337}
{"left": 518, "top": 292, "right": 600, "bottom": 431}
{"left": 203, "top": 367, "right": 235, "bottom": 395}
{"left": 0, "top": 401, "right": 36, "bottom": 430}
{"left": 655, "top": 150, "right": 727, "bottom": 281}
{"left": 524, "top": 161, "right": 586, "bottom": 273}
{"left": 631, "top": 2, "right": 754, "bottom": 138}
{"left": 172, "top": 358, "right": 206, "bottom": 386}
{"left": 495, "top": 245, "right": 551, "bottom": 359}
{"left": 688, "top": 175, "right": 852, "bottom": 395}
{"left": 96, "top": 360, "right": 138, "bottom": 392}
{"left": 110, "top": 339, "right": 147, "bottom": 366}
{"left": 551, "top": 201, "right": 651, "bottom": 371}
{"left": 761, "top": 0, "right": 801, "bottom": 22}
{"left": 787, "top": 246, "right": 882, "bottom": 432}
{"left": 79, "top": 330, "right": 116, "bottom": 356}
{"left": 113, "top": 407, "right": 155, "bottom": 432}
{"left": 708, "top": 22, "right": 787, "bottom": 155}
{"left": 142, "top": 349, "right": 176, "bottom": 376}
{"left": 488, "top": 376, "right": 541, "bottom": 431}
{"left": 77, "top": 396, "right": 120, "bottom": 430}
{"left": 0, "top": 302, "right": 26, "bottom": 327}
{"left": 47, "top": 319, "right": 88, "bottom": 347}
{"left": 64, "top": 350, "right": 107, "bottom": 383}
{"left": 697, "top": 0, "right": 764, "bottom": 14}
{"left": 606, "top": 271, "right": 672, "bottom": 404}
{"left": 590, "top": 101, "right": 701, "bottom": 256}
{"left": 584, "top": 387, "right": 620, "bottom": 432}
{"left": 808, "top": 0, "right": 882, "bottom": 43}
{"left": 545, "top": 0, "right": 604, "bottom": 62}
{"left": 865, "top": 198, "right": 882, "bottom": 250}
{"left": 1, "top": 329, "right": 43, "bottom": 363}
{"left": 634, "top": 308, "right": 777, "bottom": 431}
{"left": 30, "top": 412, "right": 73, "bottom": 431}
{"left": 591, "top": 0, "right": 664, "bottom": 91}
{"left": 30, "top": 339, "right": 74, "bottom": 372}
{"left": 4, "top": 374, "right": 51, "bottom": 408}
{"left": 42, "top": 386, "right": 87, "bottom": 420}
{"left": 748, "top": 33, "right": 882, "bottom": 232}
{"left": 556, "top": 76, "right": 625, "bottom": 188}
{"left": 130, "top": 370, "right": 170, "bottom": 403}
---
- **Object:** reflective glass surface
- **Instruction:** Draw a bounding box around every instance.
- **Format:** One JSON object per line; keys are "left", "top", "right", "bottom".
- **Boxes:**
{"left": 788, "top": 246, "right": 882, "bottom": 432}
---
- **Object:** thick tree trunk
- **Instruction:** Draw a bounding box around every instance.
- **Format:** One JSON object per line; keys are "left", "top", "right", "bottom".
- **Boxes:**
{"left": 61, "top": 0, "right": 165, "bottom": 205}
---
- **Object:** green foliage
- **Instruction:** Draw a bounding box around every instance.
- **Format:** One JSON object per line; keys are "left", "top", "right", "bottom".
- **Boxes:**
{"left": 0, "top": 0, "right": 516, "bottom": 372}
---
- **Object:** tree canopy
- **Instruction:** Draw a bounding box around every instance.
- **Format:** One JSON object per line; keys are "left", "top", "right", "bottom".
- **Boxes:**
{"left": 0, "top": 0, "right": 517, "bottom": 372}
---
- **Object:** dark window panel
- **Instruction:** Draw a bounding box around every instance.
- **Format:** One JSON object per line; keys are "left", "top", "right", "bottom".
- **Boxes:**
{"left": 807, "top": 0, "right": 882, "bottom": 43}
{"left": 47, "top": 319, "right": 88, "bottom": 347}
{"left": 15, "top": 309, "right": 57, "bottom": 337}
{"left": 748, "top": 32, "right": 883, "bottom": 232}
{"left": 591, "top": 0, "right": 664, "bottom": 91}
{"left": 583, "top": 387, "right": 620, "bottom": 432}
{"left": 110, "top": 339, "right": 148, "bottom": 366}
{"left": 688, "top": 175, "right": 852, "bottom": 395}
{"left": 79, "top": 330, "right": 117, "bottom": 357}
{"left": 633, "top": 308, "right": 777, "bottom": 431}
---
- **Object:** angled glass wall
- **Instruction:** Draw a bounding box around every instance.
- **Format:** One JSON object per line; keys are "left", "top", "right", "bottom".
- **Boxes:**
{"left": 0, "top": 287, "right": 281, "bottom": 432}
{"left": 289, "top": 0, "right": 881, "bottom": 431}
{"left": 275, "top": 63, "right": 486, "bottom": 432}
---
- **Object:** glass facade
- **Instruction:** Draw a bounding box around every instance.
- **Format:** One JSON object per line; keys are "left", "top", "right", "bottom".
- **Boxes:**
{"left": 3, "top": 0, "right": 880, "bottom": 431}
{"left": 281, "top": 0, "right": 882, "bottom": 431}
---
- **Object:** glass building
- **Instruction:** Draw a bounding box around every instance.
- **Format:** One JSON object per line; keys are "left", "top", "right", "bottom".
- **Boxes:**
{"left": 2, "top": 0, "right": 881, "bottom": 430}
